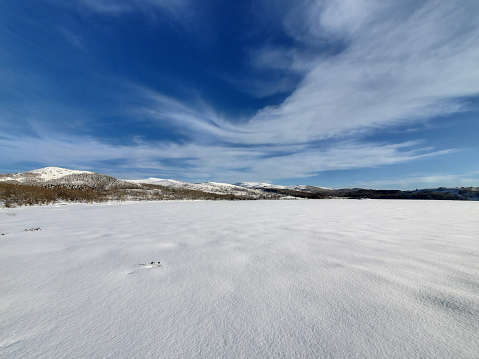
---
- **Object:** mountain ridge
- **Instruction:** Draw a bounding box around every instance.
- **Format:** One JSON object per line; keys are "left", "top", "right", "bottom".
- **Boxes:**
{"left": 1, "top": 167, "right": 478, "bottom": 206}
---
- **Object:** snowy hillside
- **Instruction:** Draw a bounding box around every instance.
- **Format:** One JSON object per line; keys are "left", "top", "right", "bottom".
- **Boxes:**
{"left": 0, "top": 168, "right": 282, "bottom": 206}
{"left": 0, "top": 166, "right": 93, "bottom": 183}
{"left": 127, "top": 178, "right": 268, "bottom": 198}
{"left": 127, "top": 177, "right": 188, "bottom": 187}
{"left": 234, "top": 181, "right": 287, "bottom": 189}
{"left": 0, "top": 166, "right": 125, "bottom": 189}
{"left": 235, "top": 182, "right": 333, "bottom": 191}
{"left": 1, "top": 200, "right": 478, "bottom": 358}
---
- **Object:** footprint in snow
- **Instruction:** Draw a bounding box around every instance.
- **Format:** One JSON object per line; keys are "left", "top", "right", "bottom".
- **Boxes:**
{"left": 128, "top": 262, "right": 161, "bottom": 274}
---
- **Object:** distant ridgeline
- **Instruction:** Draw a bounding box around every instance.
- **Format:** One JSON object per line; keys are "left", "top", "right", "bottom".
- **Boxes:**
{"left": 0, "top": 167, "right": 478, "bottom": 207}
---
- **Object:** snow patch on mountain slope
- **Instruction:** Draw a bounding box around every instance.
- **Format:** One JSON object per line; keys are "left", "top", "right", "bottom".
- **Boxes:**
{"left": 235, "top": 182, "right": 332, "bottom": 191}
{"left": 127, "top": 178, "right": 266, "bottom": 197}
{"left": 290, "top": 184, "right": 333, "bottom": 191}
{"left": 127, "top": 178, "right": 188, "bottom": 187}
{"left": 29, "top": 167, "right": 93, "bottom": 180}
{"left": 203, "top": 181, "right": 238, "bottom": 188}
{"left": 192, "top": 182, "right": 250, "bottom": 192}
{"left": 129, "top": 178, "right": 240, "bottom": 189}
{"left": 235, "top": 182, "right": 287, "bottom": 189}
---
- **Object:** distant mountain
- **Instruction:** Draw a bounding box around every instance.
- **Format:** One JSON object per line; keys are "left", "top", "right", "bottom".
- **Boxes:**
{"left": 125, "top": 178, "right": 269, "bottom": 198}
{"left": 127, "top": 177, "right": 189, "bottom": 187}
{"left": 234, "top": 182, "right": 287, "bottom": 189}
{"left": 234, "top": 182, "right": 332, "bottom": 191}
{"left": 1, "top": 167, "right": 478, "bottom": 207}
{"left": 0, "top": 167, "right": 93, "bottom": 183}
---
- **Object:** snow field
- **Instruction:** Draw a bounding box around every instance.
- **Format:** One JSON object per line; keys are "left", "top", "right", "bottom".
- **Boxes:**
{"left": 1, "top": 200, "right": 478, "bottom": 358}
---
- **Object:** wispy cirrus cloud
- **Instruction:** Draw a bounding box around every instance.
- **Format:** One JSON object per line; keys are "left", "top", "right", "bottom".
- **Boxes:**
{"left": 73, "top": 0, "right": 189, "bottom": 15}
{"left": 240, "top": 0, "right": 479, "bottom": 144}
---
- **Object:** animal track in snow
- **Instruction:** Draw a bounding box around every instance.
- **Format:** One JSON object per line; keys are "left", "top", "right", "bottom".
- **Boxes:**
{"left": 128, "top": 262, "right": 162, "bottom": 275}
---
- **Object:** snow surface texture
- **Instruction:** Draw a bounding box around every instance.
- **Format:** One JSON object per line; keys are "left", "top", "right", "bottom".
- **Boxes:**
{"left": 1, "top": 200, "right": 478, "bottom": 358}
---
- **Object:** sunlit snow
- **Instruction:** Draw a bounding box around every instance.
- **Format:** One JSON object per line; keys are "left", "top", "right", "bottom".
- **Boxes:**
{"left": 1, "top": 200, "right": 478, "bottom": 358}
{"left": 0, "top": 167, "right": 93, "bottom": 183}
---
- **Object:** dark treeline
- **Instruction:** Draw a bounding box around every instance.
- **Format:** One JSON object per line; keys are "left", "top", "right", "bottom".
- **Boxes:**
{"left": 263, "top": 187, "right": 478, "bottom": 201}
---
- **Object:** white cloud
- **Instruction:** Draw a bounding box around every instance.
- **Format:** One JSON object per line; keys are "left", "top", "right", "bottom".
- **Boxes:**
{"left": 245, "top": 141, "right": 453, "bottom": 180}
{"left": 355, "top": 172, "right": 479, "bottom": 190}
{"left": 237, "top": 0, "right": 479, "bottom": 144}
{"left": 0, "top": 131, "right": 452, "bottom": 183}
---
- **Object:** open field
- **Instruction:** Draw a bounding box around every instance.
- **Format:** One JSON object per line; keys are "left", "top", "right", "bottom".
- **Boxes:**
{"left": 1, "top": 200, "right": 478, "bottom": 358}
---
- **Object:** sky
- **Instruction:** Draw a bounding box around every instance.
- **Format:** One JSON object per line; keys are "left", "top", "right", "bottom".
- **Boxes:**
{"left": 1, "top": 0, "right": 478, "bottom": 189}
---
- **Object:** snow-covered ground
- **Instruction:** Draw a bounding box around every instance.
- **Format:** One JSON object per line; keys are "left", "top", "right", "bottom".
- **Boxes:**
{"left": 1, "top": 200, "right": 478, "bottom": 358}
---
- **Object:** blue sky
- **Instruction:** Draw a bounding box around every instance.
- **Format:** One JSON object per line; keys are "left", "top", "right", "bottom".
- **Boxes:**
{"left": 1, "top": 0, "right": 478, "bottom": 189}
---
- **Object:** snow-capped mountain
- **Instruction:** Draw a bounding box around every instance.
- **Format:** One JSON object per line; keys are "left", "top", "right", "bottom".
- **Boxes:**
{"left": 0, "top": 166, "right": 93, "bottom": 183}
{"left": 0, "top": 166, "right": 126, "bottom": 189}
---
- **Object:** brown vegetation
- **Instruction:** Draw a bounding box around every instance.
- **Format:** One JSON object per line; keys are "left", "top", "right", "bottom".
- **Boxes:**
{"left": 0, "top": 182, "right": 263, "bottom": 208}
{"left": 0, "top": 182, "right": 107, "bottom": 207}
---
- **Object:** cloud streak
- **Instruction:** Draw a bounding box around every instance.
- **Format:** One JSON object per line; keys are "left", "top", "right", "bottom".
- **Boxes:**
{"left": 73, "top": 0, "right": 189, "bottom": 15}
{"left": 241, "top": 0, "right": 479, "bottom": 143}
{"left": 0, "top": 131, "right": 452, "bottom": 184}
{"left": 355, "top": 171, "right": 479, "bottom": 190}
